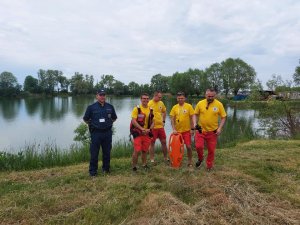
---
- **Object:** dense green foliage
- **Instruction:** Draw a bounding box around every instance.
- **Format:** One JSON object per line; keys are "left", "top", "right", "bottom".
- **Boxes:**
{"left": 1, "top": 58, "right": 299, "bottom": 97}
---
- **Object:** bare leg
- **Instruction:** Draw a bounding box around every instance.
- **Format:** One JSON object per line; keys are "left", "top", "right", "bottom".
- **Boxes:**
{"left": 186, "top": 145, "right": 193, "bottom": 165}
{"left": 160, "top": 138, "right": 168, "bottom": 160}
{"left": 132, "top": 151, "right": 139, "bottom": 168}
{"left": 141, "top": 151, "right": 147, "bottom": 166}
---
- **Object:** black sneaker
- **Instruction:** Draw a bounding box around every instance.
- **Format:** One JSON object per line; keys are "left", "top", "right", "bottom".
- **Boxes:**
{"left": 132, "top": 167, "right": 137, "bottom": 172}
{"left": 195, "top": 160, "right": 202, "bottom": 168}
{"left": 143, "top": 164, "right": 150, "bottom": 170}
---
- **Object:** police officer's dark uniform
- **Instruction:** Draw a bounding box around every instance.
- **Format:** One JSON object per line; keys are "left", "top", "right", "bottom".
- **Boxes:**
{"left": 83, "top": 89, "right": 117, "bottom": 176}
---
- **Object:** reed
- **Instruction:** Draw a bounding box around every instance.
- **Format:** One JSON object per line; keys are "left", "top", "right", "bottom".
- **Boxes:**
{"left": 0, "top": 139, "right": 133, "bottom": 171}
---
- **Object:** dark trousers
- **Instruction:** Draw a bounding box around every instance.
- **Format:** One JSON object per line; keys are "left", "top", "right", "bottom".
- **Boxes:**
{"left": 89, "top": 130, "right": 112, "bottom": 175}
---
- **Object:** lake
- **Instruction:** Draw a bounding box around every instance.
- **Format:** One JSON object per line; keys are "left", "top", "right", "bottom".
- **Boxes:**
{"left": 0, "top": 96, "right": 261, "bottom": 152}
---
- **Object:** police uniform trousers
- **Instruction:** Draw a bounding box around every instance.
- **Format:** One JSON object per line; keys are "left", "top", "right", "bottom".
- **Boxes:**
{"left": 89, "top": 129, "right": 112, "bottom": 175}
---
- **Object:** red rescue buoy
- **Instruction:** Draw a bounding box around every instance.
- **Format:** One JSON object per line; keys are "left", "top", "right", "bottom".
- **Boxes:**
{"left": 168, "top": 133, "right": 184, "bottom": 168}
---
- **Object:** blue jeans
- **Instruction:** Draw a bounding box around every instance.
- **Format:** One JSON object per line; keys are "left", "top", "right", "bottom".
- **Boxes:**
{"left": 89, "top": 130, "right": 112, "bottom": 175}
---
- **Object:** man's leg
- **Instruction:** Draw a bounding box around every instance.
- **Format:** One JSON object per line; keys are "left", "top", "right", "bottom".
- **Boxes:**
{"left": 160, "top": 138, "right": 168, "bottom": 160}
{"left": 195, "top": 132, "right": 205, "bottom": 167}
{"left": 132, "top": 136, "right": 142, "bottom": 169}
{"left": 182, "top": 131, "right": 192, "bottom": 165}
{"left": 206, "top": 132, "right": 217, "bottom": 169}
{"left": 142, "top": 136, "right": 151, "bottom": 167}
{"left": 149, "top": 129, "right": 158, "bottom": 162}
{"left": 149, "top": 142, "right": 155, "bottom": 162}
{"left": 159, "top": 128, "right": 168, "bottom": 160}
{"left": 89, "top": 132, "right": 101, "bottom": 176}
{"left": 101, "top": 130, "right": 112, "bottom": 173}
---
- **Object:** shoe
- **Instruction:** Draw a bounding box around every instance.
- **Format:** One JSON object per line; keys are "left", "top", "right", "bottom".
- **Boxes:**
{"left": 90, "top": 174, "right": 97, "bottom": 179}
{"left": 207, "top": 167, "right": 213, "bottom": 172}
{"left": 143, "top": 164, "right": 150, "bottom": 170}
{"left": 195, "top": 160, "right": 203, "bottom": 168}
{"left": 132, "top": 167, "right": 137, "bottom": 172}
{"left": 150, "top": 159, "right": 155, "bottom": 163}
{"left": 102, "top": 170, "right": 110, "bottom": 175}
{"left": 187, "top": 164, "right": 193, "bottom": 168}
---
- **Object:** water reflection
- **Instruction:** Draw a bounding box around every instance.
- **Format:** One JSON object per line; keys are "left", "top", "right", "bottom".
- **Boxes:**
{"left": 24, "top": 98, "right": 40, "bottom": 116}
{"left": 0, "top": 98, "right": 21, "bottom": 120}
{"left": 0, "top": 96, "right": 265, "bottom": 151}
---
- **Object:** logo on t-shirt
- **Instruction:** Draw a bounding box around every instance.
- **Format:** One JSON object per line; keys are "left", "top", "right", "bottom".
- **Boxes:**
{"left": 213, "top": 107, "right": 218, "bottom": 112}
{"left": 183, "top": 109, "right": 187, "bottom": 113}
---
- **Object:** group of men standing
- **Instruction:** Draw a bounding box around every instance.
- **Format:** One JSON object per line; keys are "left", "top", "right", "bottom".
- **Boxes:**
{"left": 83, "top": 88, "right": 226, "bottom": 177}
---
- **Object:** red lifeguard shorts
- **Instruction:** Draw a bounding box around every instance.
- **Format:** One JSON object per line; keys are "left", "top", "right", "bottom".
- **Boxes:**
{"left": 180, "top": 131, "right": 191, "bottom": 146}
{"left": 133, "top": 135, "right": 151, "bottom": 152}
{"left": 151, "top": 128, "right": 166, "bottom": 143}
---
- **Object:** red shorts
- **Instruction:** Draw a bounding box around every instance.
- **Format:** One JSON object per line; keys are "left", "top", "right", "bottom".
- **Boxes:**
{"left": 151, "top": 128, "right": 166, "bottom": 143}
{"left": 134, "top": 135, "right": 151, "bottom": 152}
{"left": 180, "top": 131, "right": 191, "bottom": 146}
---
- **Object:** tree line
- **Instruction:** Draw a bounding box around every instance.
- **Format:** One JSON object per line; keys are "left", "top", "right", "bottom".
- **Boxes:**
{"left": 1, "top": 58, "right": 299, "bottom": 97}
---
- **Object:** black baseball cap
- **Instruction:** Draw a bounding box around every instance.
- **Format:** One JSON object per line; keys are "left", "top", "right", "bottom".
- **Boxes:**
{"left": 97, "top": 89, "right": 106, "bottom": 95}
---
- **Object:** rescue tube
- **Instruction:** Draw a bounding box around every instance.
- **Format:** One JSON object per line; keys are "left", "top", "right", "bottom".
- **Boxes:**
{"left": 168, "top": 133, "right": 184, "bottom": 168}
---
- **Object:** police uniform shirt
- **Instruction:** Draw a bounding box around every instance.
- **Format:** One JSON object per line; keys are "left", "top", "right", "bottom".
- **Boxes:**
{"left": 83, "top": 102, "right": 117, "bottom": 130}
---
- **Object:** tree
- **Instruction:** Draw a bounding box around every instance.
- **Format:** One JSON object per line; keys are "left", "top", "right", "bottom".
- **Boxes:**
{"left": 0, "top": 71, "right": 21, "bottom": 96}
{"left": 70, "top": 72, "right": 94, "bottom": 95}
{"left": 266, "top": 74, "right": 284, "bottom": 91}
{"left": 98, "top": 75, "right": 115, "bottom": 94}
{"left": 0, "top": 71, "right": 18, "bottom": 88}
{"left": 112, "top": 80, "right": 125, "bottom": 95}
{"left": 293, "top": 61, "right": 300, "bottom": 86}
{"left": 57, "top": 75, "right": 69, "bottom": 93}
{"left": 170, "top": 71, "right": 193, "bottom": 95}
{"left": 24, "top": 75, "right": 39, "bottom": 93}
{"left": 248, "top": 79, "right": 264, "bottom": 101}
{"left": 205, "top": 63, "right": 223, "bottom": 92}
{"left": 221, "top": 58, "right": 256, "bottom": 97}
{"left": 258, "top": 100, "right": 300, "bottom": 139}
{"left": 150, "top": 74, "right": 170, "bottom": 93}
{"left": 128, "top": 81, "right": 140, "bottom": 96}
{"left": 37, "top": 69, "right": 62, "bottom": 94}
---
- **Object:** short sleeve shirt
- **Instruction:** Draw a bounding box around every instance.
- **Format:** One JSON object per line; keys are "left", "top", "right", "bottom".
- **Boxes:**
{"left": 169, "top": 103, "right": 194, "bottom": 132}
{"left": 131, "top": 105, "right": 151, "bottom": 129}
{"left": 194, "top": 99, "right": 226, "bottom": 132}
{"left": 148, "top": 99, "right": 166, "bottom": 129}
{"left": 83, "top": 102, "right": 117, "bottom": 130}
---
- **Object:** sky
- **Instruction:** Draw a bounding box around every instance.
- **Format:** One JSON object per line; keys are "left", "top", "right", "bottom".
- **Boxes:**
{"left": 0, "top": 0, "right": 299, "bottom": 87}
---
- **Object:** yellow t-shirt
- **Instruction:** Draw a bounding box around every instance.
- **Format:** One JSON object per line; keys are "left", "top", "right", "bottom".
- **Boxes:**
{"left": 131, "top": 105, "right": 151, "bottom": 129}
{"left": 148, "top": 99, "right": 166, "bottom": 129}
{"left": 194, "top": 99, "right": 227, "bottom": 132}
{"left": 169, "top": 103, "right": 194, "bottom": 132}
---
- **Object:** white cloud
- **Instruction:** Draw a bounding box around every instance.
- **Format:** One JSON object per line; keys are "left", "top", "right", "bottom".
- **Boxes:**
{"left": 0, "top": 0, "right": 299, "bottom": 86}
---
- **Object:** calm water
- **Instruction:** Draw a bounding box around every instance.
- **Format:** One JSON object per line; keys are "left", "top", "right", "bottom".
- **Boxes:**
{"left": 0, "top": 96, "right": 261, "bottom": 152}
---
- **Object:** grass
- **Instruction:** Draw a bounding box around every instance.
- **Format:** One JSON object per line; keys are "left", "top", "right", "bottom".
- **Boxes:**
{"left": 0, "top": 139, "right": 133, "bottom": 171}
{"left": 0, "top": 140, "right": 299, "bottom": 224}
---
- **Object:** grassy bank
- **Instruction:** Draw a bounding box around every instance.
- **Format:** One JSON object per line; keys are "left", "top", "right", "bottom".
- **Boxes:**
{"left": 0, "top": 140, "right": 299, "bottom": 224}
{"left": 0, "top": 140, "right": 133, "bottom": 171}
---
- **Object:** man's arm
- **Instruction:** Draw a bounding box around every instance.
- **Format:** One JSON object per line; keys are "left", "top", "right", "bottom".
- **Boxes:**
{"left": 216, "top": 117, "right": 226, "bottom": 135}
{"left": 170, "top": 116, "right": 177, "bottom": 134}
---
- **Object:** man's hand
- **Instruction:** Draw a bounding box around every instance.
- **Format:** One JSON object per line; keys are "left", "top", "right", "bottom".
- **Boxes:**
{"left": 216, "top": 127, "right": 222, "bottom": 135}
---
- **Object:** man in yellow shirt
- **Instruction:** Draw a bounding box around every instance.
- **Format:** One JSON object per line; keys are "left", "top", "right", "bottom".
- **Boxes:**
{"left": 170, "top": 92, "right": 195, "bottom": 166}
{"left": 193, "top": 88, "right": 226, "bottom": 171}
{"left": 131, "top": 93, "right": 154, "bottom": 171}
{"left": 148, "top": 91, "right": 168, "bottom": 163}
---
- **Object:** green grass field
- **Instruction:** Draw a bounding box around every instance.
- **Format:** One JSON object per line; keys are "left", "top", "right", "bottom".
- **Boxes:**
{"left": 0, "top": 140, "right": 299, "bottom": 224}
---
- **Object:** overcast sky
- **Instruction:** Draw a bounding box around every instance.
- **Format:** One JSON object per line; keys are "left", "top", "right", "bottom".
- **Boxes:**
{"left": 0, "top": 0, "right": 299, "bottom": 87}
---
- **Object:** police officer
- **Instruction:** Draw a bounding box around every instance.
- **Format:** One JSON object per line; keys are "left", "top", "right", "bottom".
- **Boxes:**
{"left": 83, "top": 89, "right": 117, "bottom": 176}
